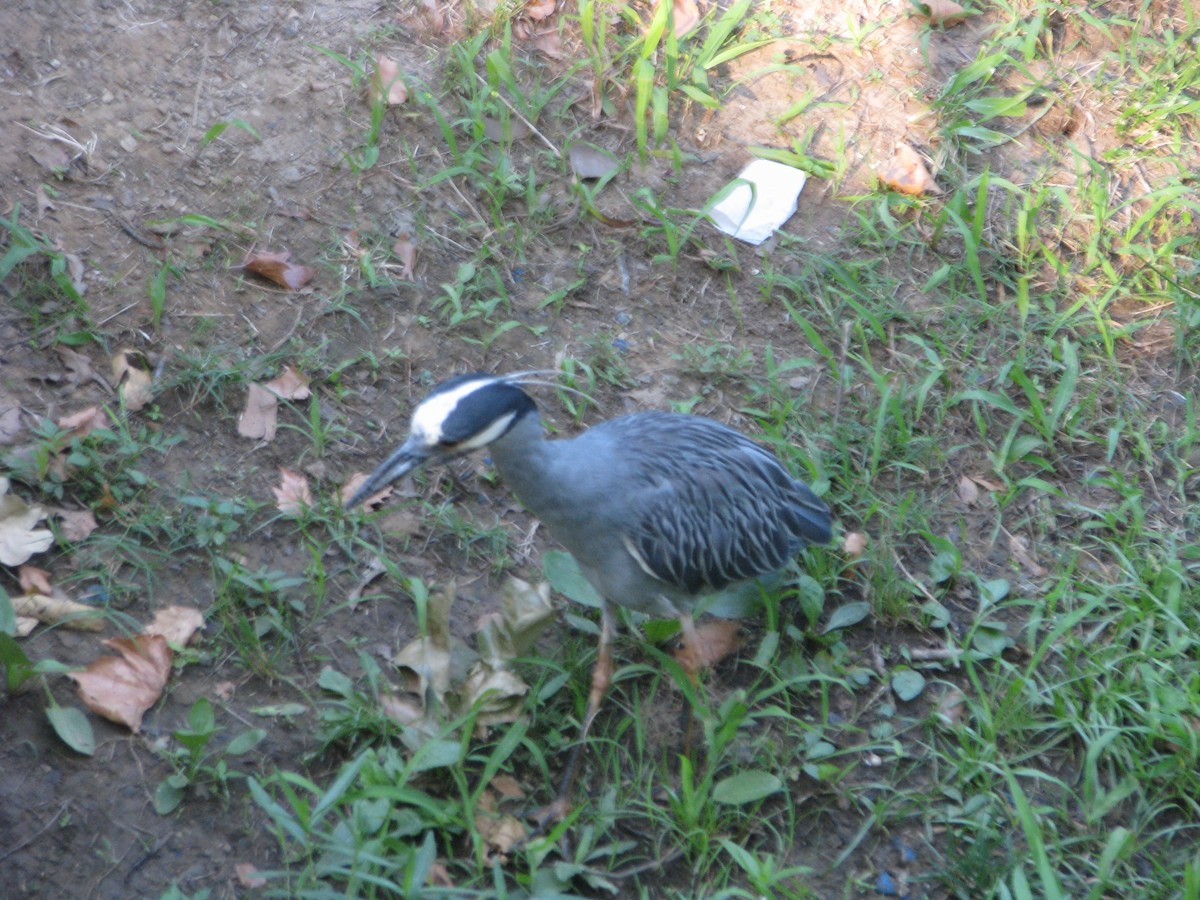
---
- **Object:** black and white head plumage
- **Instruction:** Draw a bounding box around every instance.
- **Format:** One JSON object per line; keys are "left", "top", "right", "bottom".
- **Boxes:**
{"left": 345, "top": 373, "right": 537, "bottom": 506}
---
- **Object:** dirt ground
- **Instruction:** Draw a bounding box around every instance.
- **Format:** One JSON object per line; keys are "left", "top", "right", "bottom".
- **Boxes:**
{"left": 0, "top": 0, "right": 1153, "bottom": 896}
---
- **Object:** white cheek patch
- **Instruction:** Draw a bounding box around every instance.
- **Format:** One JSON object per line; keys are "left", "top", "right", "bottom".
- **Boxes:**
{"left": 461, "top": 410, "right": 516, "bottom": 449}
{"left": 409, "top": 377, "right": 492, "bottom": 445}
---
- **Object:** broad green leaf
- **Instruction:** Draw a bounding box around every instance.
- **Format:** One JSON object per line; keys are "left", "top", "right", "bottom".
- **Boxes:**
{"left": 891, "top": 668, "right": 926, "bottom": 701}
{"left": 796, "top": 574, "right": 825, "bottom": 626}
{"left": 543, "top": 550, "right": 604, "bottom": 608}
{"left": 154, "top": 774, "right": 189, "bottom": 815}
{"left": 712, "top": 769, "right": 783, "bottom": 805}
{"left": 47, "top": 705, "right": 96, "bottom": 755}
{"left": 226, "top": 728, "right": 268, "bottom": 756}
{"left": 821, "top": 601, "right": 870, "bottom": 634}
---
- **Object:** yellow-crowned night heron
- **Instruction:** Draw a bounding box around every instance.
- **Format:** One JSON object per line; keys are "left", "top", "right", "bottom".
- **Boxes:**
{"left": 346, "top": 372, "right": 831, "bottom": 815}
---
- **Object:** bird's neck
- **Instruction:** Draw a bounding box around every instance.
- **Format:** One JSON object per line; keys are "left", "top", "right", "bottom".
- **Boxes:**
{"left": 487, "top": 412, "right": 562, "bottom": 517}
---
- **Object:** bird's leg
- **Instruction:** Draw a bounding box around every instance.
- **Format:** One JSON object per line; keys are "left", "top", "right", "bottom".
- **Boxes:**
{"left": 677, "top": 611, "right": 703, "bottom": 760}
{"left": 538, "top": 600, "right": 616, "bottom": 826}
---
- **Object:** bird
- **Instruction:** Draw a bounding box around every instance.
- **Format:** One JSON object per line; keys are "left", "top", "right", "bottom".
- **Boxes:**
{"left": 346, "top": 372, "right": 832, "bottom": 818}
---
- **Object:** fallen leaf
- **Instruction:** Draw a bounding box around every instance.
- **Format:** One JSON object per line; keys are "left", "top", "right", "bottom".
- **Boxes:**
{"left": 58, "top": 406, "right": 109, "bottom": 439}
{"left": 237, "top": 382, "right": 280, "bottom": 441}
{"left": 393, "top": 233, "right": 417, "bottom": 279}
{"left": 427, "top": 862, "right": 455, "bottom": 888}
{"left": 843, "top": 531, "right": 869, "bottom": 557}
{"left": 490, "top": 774, "right": 525, "bottom": 799}
{"left": 957, "top": 474, "right": 979, "bottom": 506}
{"left": 18, "top": 564, "right": 54, "bottom": 596}
{"left": 56, "top": 345, "right": 98, "bottom": 387}
{"left": 1008, "top": 533, "right": 1047, "bottom": 577}
{"left": 145, "top": 606, "right": 205, "bottom": 647}
{"left": 273, "top": 468, "right": 313, "bottom": 517}
{"left": 234, "top": 863, "right": 267, "bottom": 889}
{"left": 671, "top": 0, "right": 700, "bottom": 37}
{"left": 215, "top": 681, "right": 237, "bottom": 701}
{"left": 674, "top": 618, "right": 742, "bottom": 671}
{"left": 936, "top": 686, "right": 966, "bottom": 727}
{"left": 50, "top": 507, "right": 99, "bottom": 542}
{"left": 533, "top": 28, "right": 564, "bottom": 58}
{"left": 919, "top": 0, "right": 967, "bottom": 26}
{"left": 370, "top": 55, "right": 408, "bottom": 107}
{"left": 567, "top": 142, "right": 620, "bottom": 180}
{"left": 242, "top": 249, "right": 315, "bottom": 291}
{"left": 0, "top": 478, "right": 55, "bottom": 566}
{"left": 339, "top": 472, "right": 393, "bottom": 509}
{"left": 36, "top": 183, "right": 55, "bottom": 216}
{"left": 482, "top": 116, "right": 532, "bottom": 142}
{"left": 379, "top": 692, "right": 424, "bottom": 726}
{"left": 11, "top": 592, "right": 104, "bottom": 631}
{"left": 30, "top": 144, "right": 71, "bottom": 176}
{"left": 878, "top": 143, "right": 939, "bottom": 195}
{"left": 524, "top": 0, "right": 555, "bottom": 20}
{"left": 70, "top": 633, "right": 172, "bottom": 731}
{"left": 474, "top": 576, "right": 555, "bottom": 668}
{"left": 0, "top": 390, "right": 20, "bottom": 445}
{"left": 968, "top": 473, "right": 1005, "bottom": 492}
{"left": 111, "top": 349, "right": 154, "bottom": 412}
{"left": 474, "top": 801, "right": 526, "bottom": 860}
{"left": 458, "top": 664, "right": 529, "bottom": 731}
{"left": 14, "top": 616, "right": 37, "bottom": 637}
{"left": 263, "top": 365, "right": 311, "bottom": 400}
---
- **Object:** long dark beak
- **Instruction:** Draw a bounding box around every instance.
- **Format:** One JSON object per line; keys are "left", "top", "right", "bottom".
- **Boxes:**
{"left": 345, "top": 438, "right": 429, "bottom": 508}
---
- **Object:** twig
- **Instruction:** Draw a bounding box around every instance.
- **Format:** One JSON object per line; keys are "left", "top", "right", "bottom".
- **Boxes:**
{"left": 474, "top": 72, "right": 562, "bottom": 159}
{"left": 891, "top": 550, "right": 940, "bottom": 605}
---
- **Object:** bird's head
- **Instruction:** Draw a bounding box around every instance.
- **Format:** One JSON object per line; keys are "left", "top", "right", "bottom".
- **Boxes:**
{"left": 346, "top": 373, "right": 537, "bottom": 507}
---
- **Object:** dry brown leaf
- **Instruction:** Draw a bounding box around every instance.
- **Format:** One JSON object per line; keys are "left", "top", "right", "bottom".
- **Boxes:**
{"left": 674, "top": 618, "right": 741, "bottom": 671}
{"left": 567, "top": 142, "right": 620, "bottom": 180}
{"left": 474, "top": 805, "right": 526, "bottom": 860}
{"left": 56, "top": 345, "right": 98, "bottom": 387}
{"left": 273, "top": 468, "right": 313, "bottom": 517}
{"left": 14, "top": 616, "right": 37, "bottom": 637}
{"left": 111, "top": 349, "right": 154, "bottom": 411}
{"left": 215, "top": 680, "right": 237, "bottom": 701}
{"left": 427, "top": 862, "right": 455, "bottom": 889}
{"left": 70, "top": 633, "right": 172, "bottom": 731}
{"left": 532, "top": 28, "right": 564, "bottom": 58}
{"left": 879, "top": 143, "right": 939, "bottom": 196}
{"left": 18, "top": 564, "right": 54, "bottom": 596}
{"left": 370, "top": 55, "right": 408, "bottom": 106}
{"left": 58, "top": 405, "right": 109, "bottom": 439}
{"left": 263, "top": 365, "right": 311, "bottom": 401}
{"left": 145, "top": 606, "right": 205, "bottom": 647}
{"left": 524, "top": 0, "right": 555, "bottom": 20}
{"left": 843, "top": 531, "right": 869, "bottom": 557}
{"left": 339, "top": 472, "right": 393, "bottom": 509}
{"left": 921, "top": 0, "right": 967, "bottom": 26}
{"left": 0, "top": 390, "right": 22, "bottom": 445}
{"left": 393, "top": 233, "right": 417, "bottom": 280}
{"left": 936, "top": 686, "right": 967, "bottom": 727}
{"left": 237, "top": 382, "right": 280, "bottom": 441}
{"left": 234, "top": 864, "right": 267, "bottom": 889}
{"left": 490, "top": 774, "right": 525, "bottom": 799}
{"left": 0, "top": 478, "right": 55, "bottom": 566}
{"left": 11, "top": 592, "right": 105, "bottom": 631}
{"left": 36, "top": 183, "right": 55, "bottom": 216}
{"left": 380, "top": 692, "right": 424, "bottom": 726}
{"left": 242, "top": 249, "right": 316, "bottom": 291}
{"left": 50, "top": 507, "right": 99, "bottom": 542}
{"left": 1008, "top": 533, "right": 1047, "bottom": 577}
{"left": 957, "top": 474, "right": 980, "bottom": 506}
{"left": 672, "top": 0, "right": 700, "bottom": 37}
{"left": 968, "top": 473, "right": 1005, "bottom": 492}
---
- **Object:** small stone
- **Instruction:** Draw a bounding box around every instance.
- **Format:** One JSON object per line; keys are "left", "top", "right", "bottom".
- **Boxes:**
{"left": 119, "top": 134, "right": 138, "bottom": 153}
{"left": 102, "top": 90, "right": 114, "bottom": 103}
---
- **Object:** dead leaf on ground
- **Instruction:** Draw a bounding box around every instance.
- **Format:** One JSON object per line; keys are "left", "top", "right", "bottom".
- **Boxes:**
{"left": 475, "top": 576, "right": 555, "bottom": 667}
{"left": 482, "top": 116, "right": 532, "bottom": 142}
{"left": 524, "top": 0, "right": 555, "bottom": 21}
{"left": 237, "top": 382, "right": 280, "bottom": 441}
{"left": 215, "top": 681, "right": 237, "bottom": 701}
{"left": 533, "top": 28, "right": 564, "bottom": 58}
{"left": 919, "top": 0, "right": 967, "bottom": 26}
{"left": 111, "top": 349, "right": 154, "bottom": 411}
{"left": 957, "top": 474, "right": 980, "bottom": 506}
{"left": 0, "top": 478, "right": 55, "bottom": 566}
{"left": 145, "top": 606, "right": 205, "bottom": 647}
{"left": 936, "top": 686, "right": 967, "bottom": 727}
{"left": 263, "top": 365, "right": 311, "bottom": 400}
{"left": 56, "top": 345, "right": 102, "bottom": 388}
{"left": 370, "top": 55, "right": 408, "bottom": 106}
{"left": 459, "top": 664, "right": 529, "bottom": 732}
{"left": 878, "top": 143, "right": 939, "bottom": 195}
{"left": 393, "top": 233, "right": 417, "bottom": 279}
{"left": 674, "top": 618, "right": 742, "bottom": 671}
{"left": 70, "top": 634, "right": 172, "bottom": 731}
{"left": 379, "top": 692, "right": 424, "bottom": 726}
{"left": 234, "top": 863, "right": 267, "bottom": 889}
{"left": 50, "top": 507, "right": 99, "bottom": 542}
{"left": 0, "top": 390, "right": 22, "bottom": 445}
{"left": 843, "top": 531, "right": 869, "bottom": 557}
{"left": 490, "top": 774, "right": 525, "bottom": 800}
{"left": 474, "top": 793, "right": 527, "bottom": 860}
{"left": 671, "top": 0, "right": 700, "bottom": 37}
{"left": 1008, "top": 533, "right": 1047, "bottom": 577}
{"left": 968, "top": 473, "right": 1005, "bottom": 492}
{"left": 11, "top": 591, "right": 105, "bottom": 631}
{"left": 339, "top": 472, "right": 393, "bottom": 509}
{"left": 18, "top": 564, "right": 54, "bottom": 596}
{"left": 58, "top": 405, "right": 109, "bottom": 439}
{"left": 567, "top": 142, "right": 620, "bottom": 180}
{"left": 14, "top": 617, "right": 38, "bottom": 637}
{"left": 242, "top": 249, "right": 316, "bottom": 291}
{"left": 273, "top": 468, "right": 313, "bottom": 517}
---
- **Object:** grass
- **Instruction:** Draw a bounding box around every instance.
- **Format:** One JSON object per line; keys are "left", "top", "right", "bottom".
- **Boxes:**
{"left": 2, "top": 0, "right": 1200, "bottom": 897}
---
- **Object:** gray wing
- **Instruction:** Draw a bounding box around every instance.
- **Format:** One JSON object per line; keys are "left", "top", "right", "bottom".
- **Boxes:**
{"left": 605, "top": 414, "right": 831, "bottom": 594}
